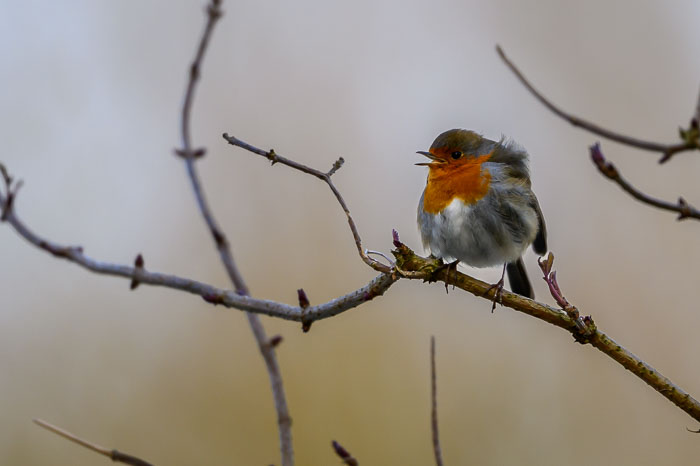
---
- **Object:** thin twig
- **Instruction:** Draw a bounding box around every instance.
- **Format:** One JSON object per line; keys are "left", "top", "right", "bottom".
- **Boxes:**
{"left": 390, "top": 234, "right": 700, "bottom": 423}
{"left": 590, "top": 143, "right": 700, "bottom": 220}
{"left": 222, "top": 133, "right": 392, "bottom": 274}
{"left": 496, "top": 45, "right": 697, "bottom": 162}
{"left": 430, "top": 336, "right": 444, "bottom": 466}
{"left": 33, "top": 419, "right": 153, "bottom": 466}
{"left": 177, "top": 3, "right": 293, "bottom": 464}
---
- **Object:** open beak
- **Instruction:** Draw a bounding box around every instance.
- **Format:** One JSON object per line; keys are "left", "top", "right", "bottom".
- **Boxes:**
{"left": 415, "top": 150, "right": 442, "bottom": 166}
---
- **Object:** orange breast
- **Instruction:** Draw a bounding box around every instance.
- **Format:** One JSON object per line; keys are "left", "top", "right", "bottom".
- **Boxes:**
{"left": 422, "top": 153, "right": 492, "bottom": 214}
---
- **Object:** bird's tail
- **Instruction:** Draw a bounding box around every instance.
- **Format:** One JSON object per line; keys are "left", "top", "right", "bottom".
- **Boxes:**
{"left": 506, "top": 258, "right": 534, "bottom": 299}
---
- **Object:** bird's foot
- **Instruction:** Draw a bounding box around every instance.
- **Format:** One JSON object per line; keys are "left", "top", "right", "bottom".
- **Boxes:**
{"left": 419, "top": 258, "right": 459, "bottom": 293}
{"left": 483, "top": 277, "right": 505, "bottom": 313}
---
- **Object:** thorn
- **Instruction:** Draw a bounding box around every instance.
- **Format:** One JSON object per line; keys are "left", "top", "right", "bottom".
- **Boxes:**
{"left": 589, "top": 142, "right": 605, "bottom": 165}
{"left": 174, "top": 148, "right": 206, "bottom": 159}
{"left": 212, "top": 228, "right": 227, "bottom": 248}
{"left": 331, "top": 440, "right": 358, "bottom": 466}
{"left": 677, "top": 197, "right": 691, "bottom": 220}
{"left": 268, "top": 335, "right": 283, "bottom": 348}
{"left": 297, "top": 288, "right": 310, "bottom": 309}
{"left": 130, "top": 253, "right": 144, "bottom": 290}
{"left": 301, "top": 319, "right": 312, "bottom": 333}
{"left": 202, "top": 293, "right": 224, "bottom": 305}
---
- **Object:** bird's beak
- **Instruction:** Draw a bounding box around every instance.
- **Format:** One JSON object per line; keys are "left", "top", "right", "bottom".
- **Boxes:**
{"left": 415, "top": 150, "right": 442, "bottom": 166}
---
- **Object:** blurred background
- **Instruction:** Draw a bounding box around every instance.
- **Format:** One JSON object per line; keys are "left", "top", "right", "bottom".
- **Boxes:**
{"left": 1, "top": 0, "right": 700, "bottom": 464}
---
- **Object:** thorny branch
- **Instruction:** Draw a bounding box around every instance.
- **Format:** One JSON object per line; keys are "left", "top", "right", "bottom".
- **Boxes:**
{"left": 33, "top": 419, "right": 152, "bottom": 466}
{"left": 175, "top": 1, "right": 297, "bottom": 464}
{"left": 590, "top": 143, "right": 700, "bottom": 220}
{"left": 496, "top": 45, "right": 700, "bottom": 163}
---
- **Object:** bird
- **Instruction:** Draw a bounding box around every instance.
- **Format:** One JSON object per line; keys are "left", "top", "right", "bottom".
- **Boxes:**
{"left": 416, "top": 128, "right": 547, "bottom": 304}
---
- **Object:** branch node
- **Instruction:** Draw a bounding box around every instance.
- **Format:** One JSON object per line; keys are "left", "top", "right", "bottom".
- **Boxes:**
{"left": 130, "top": 253, "right": 145, "bottom": 290}
{"left": 297, "top": 288, "right": 310, "bottom": 309}
{"left": 268, "top": 334, "right": 284, "bottom": 348}
{"left": 174, "top": 148, "right": 207, "bottom": 159}
{"left": 0, "top": 163, "right": 23, "bottom": 222}
{"left": 212, "top": 228, "right": 227, "bottom": 248}
{"left": 267, "top": 149, "right": 279, "bottom": 165}
{"left": 202, "top": 292, "right": 225, "bottom": 305}
{"left": 677, "top": 197, "right": 692, "bottom": 220}
{"left": 392, "top": 229, "right": 403, "bottom": 248}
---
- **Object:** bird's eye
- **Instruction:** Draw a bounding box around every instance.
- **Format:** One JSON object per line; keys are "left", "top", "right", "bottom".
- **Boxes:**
{"left": 451, "top": 151, "right": 462, "bottom": 160}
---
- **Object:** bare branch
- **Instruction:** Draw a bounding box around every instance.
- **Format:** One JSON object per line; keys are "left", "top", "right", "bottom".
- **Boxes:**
{"left": 430, "top": 337, "right": 444, "bottom": 466}
{"left": 391, "top": 236, "right": 700, "bottom": 424}
{"left": 0, "top": 172, "right": 397, "bottom": 321}
{"left": 33, "top": 419, "right": 152, "bottom": 466}
{"left": 222, "top": 133, "right": 392, "bottom": 274}
{"left": 590, "top": 143, "right": 700, "bottom": 220}
{"left": 496, "top": 45, "right": 698, "bottom": 162}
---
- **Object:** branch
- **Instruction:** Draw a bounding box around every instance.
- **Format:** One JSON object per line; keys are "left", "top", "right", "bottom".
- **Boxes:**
{"left": 222, "top": 133, "right": 392, "bottom": 274}
{"left": 590, "top": 143, "right": 700, "bottom": 220}
{"left": 33, "top": 419, "right": 152, "bottom": 466}
{"left": 0, "top": 190, "right": 397, "bottom": 322}
{"left": 430, "top": 336, "right": 444, "bottom": 466}
{"left": 391, "top": 236, "right": 700, "bottom": 424}
{"left": 496, "top": 45, "right": 699, "bottom": 163}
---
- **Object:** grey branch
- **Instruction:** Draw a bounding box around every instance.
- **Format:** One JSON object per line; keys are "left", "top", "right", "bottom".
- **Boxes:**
{"left": 496, "top": 45, "right": 698, "bottom": 162}
{"left": 0, "top": 183, "right": 397, "bottom": 323}
{"left": 430, "top": 336, "right": 444, "bottom": 466}
{"left": 590, "top": 143, "right": 700, "bottom": 221}
{"left": 222, "top": 133, "right": 392, "bottom": 274}
{"left": 175, "top": 1, "right": 299, "bottom": 464}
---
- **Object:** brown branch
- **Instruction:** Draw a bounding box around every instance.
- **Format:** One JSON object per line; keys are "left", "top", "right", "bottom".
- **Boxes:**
{"left": 391, "top": 236, "right": 700, "bottom": 424}
{"left": 590, "top": 143, "right": 700, "bottom": 220}
{"left": 33, "top": 419, "right": 152, "bottom": 466}
{"left": 222, "top": 133, "right": 392, "bottom": 274}
{"left": 430, "top": 336, "right": 444, "bottom": 466}
{"left": 496, "top": 45, "right": 698, "bottom": 163}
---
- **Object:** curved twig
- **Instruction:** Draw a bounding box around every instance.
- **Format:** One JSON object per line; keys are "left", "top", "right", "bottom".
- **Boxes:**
{"left": 590, "top": 143, "right": 700, "bottom": 220}
{"left": 496, "top": 45, "right": 698, "bottom": 162}
{"left": 222, "top": 133, "right": 392, "bottom": 274}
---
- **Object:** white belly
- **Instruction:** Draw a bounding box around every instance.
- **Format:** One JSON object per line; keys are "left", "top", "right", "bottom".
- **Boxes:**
{"left": 417, "top": 196, "right": 537, "bottom": 267}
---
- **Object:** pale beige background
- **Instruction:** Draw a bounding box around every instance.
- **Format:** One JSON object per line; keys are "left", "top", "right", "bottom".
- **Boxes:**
{"left": 1, "top": 0, "right": 700, "bottom": 464}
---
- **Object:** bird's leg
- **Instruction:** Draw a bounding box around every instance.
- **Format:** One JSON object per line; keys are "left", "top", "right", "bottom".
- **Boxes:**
{"left": 483, "top": 263, "right": 507, "bottom": 312}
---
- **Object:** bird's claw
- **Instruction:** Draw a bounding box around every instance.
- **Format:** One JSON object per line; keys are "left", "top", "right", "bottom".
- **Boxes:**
{"left": 483, "top": 278, "right": 505, "bottom": 312}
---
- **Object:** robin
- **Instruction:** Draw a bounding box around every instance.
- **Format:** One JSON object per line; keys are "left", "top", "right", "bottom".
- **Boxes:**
{"left": 416, "top": 129, "right": 547, "bottom": 303}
